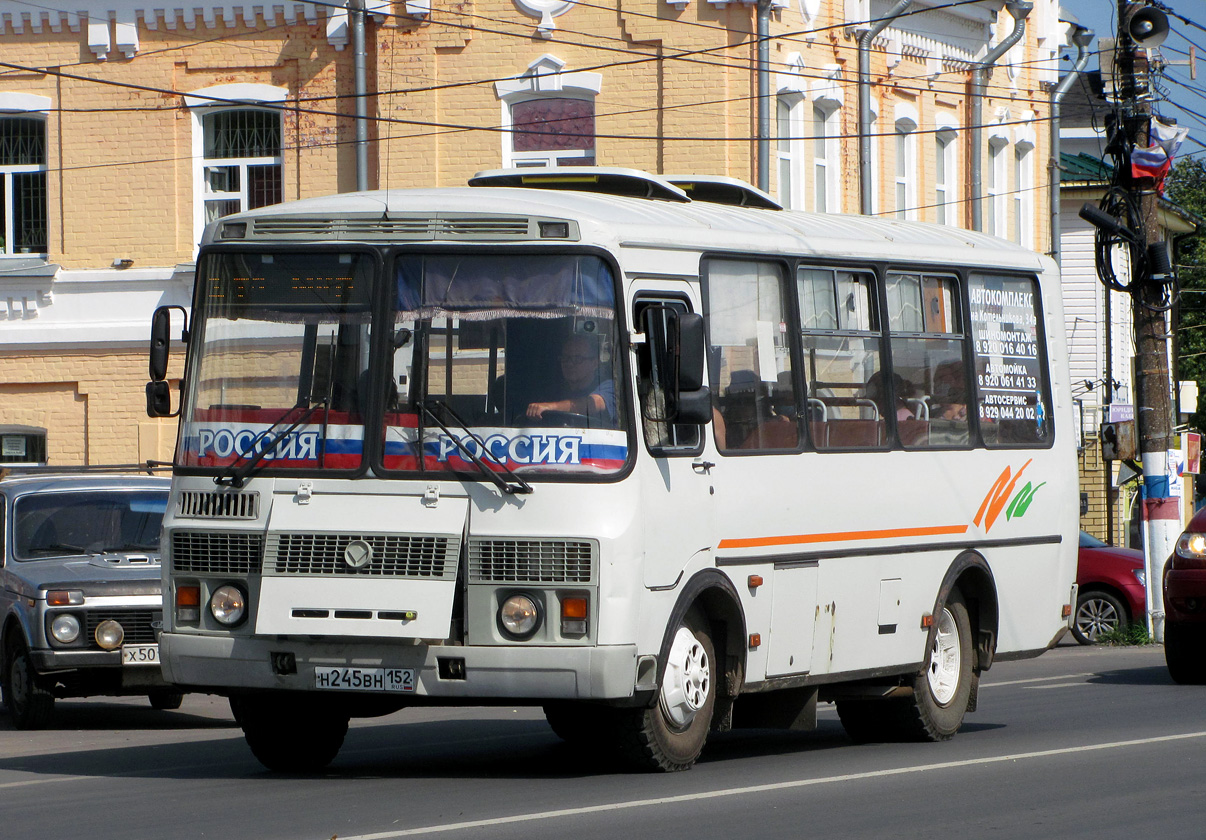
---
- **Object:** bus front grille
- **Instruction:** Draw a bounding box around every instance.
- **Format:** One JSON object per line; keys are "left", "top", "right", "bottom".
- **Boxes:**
{"left": 170, "top": 531, "right": 265, "bottom": 574}
{"left": 468, "top": 539, "right": 596, "bottom": 584}
{"left": 268, "top": 533, "right": 459, "bottom": 578}
{"left": 177, "top": 490, "right": 259, "bottom": 520}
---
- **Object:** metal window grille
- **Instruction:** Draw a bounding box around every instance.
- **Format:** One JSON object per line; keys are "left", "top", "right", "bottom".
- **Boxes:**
{"left": 203, "top": 110, "right": 281, "bottom": 159}
{"left": 0, "top": 118, "right": 45, "bottom": 166}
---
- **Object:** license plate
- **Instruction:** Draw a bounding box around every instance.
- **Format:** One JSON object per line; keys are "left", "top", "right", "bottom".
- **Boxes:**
{"left": 122, "top": 644, "right": 160, "bottom": 666}
{"left": 314, "top": 666, "right": 415, "bottom": 693}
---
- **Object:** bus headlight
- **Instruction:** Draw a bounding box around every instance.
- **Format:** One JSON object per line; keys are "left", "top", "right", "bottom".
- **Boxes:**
{"left": 499, "top": 593, "right": 541, "bottom": 640}
{"left": 50, "top": 614, "right": 81, "bottom": 644}
{"left": 95, "top": 619, "right": 125, "bottom": 650}
{"left": 210, "top": 585, "right": 247, "bottom": 626}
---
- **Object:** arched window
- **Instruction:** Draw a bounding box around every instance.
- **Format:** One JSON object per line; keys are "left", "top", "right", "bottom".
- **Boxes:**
{"left": 776, "top": 94, "right": 803, "bottom": 209}
{"left": 200, "top": 109, "right": 283, "bottom": 222}
{"left": 186, "top": 84, "right": 286, "bottom": 242}
{"left": 934, "top": 119, "right": 959, "bottom": 227}
{"left": 0, "top": 98, "right": 49, "bottom": 256}
{"left": 496, "top": 56, "right": 601, "bottom": 168}
{"left": 894, "top": 110, "right": 918, "bottom": 220}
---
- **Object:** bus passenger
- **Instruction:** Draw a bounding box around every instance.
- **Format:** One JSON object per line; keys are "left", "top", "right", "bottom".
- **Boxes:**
{"left": 525, "top": 334, "right": 617, "bottom": 425}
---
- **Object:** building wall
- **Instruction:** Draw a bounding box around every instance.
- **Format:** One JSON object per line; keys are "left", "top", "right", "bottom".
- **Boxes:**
{"left": 0, "top": 0, "right": 1062, "bottom": 466}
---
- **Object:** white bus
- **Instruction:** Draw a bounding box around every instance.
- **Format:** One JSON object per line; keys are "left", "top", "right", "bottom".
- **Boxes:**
{"left": 147, "top": 167, "right": 1078, "bottom": 772}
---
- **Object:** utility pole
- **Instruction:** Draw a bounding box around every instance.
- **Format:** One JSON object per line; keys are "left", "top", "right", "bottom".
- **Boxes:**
{"left": 1116, "top": 0, "right": 1175, "bottom": 642}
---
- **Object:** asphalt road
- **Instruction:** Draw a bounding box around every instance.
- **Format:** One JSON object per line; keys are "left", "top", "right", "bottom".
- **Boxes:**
{"left": 1, "top": 642, "right": 1202, "bottom": 840}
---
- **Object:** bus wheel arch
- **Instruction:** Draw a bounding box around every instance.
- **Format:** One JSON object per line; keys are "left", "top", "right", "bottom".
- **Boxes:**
{"left": 934, "top": 551, "right": 999, "bottom": 675}
{"left": 657, "top": 570, "right": 746, "bottom": 714}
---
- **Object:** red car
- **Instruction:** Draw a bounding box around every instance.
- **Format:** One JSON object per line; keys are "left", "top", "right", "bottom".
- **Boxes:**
{"left": 1074, "top": 531, "right": 1147, "bottom": 645}
{"left": 1164, "top": 507, "right": 1206, "bottom": 683}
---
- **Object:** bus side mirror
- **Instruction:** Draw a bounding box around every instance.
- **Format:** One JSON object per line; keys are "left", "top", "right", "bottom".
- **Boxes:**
{"left": 149, "top": 305, "right": 188, "bottom": 382}
{"left": 643, "top": 307, "right": 711, "bottom": 425}
{"left": 147, "top": 305, "right": 188, "bottom": 418}
{"left": 146, "top": 380, "right": 175, "bottom": 417}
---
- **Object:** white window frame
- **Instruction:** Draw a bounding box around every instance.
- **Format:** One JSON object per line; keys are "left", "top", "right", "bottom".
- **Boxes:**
{"left": 809, "top": 68, "right": 842, "bottom": 214}
{"left": 496, "top": 55, "right": 602, "bottom": 168}
{"left": 893, "top": 106, "right": 918, "bottom": 220}
{"left": 185, "top": 84, "right": 287, "bottom": 248}
{"left": 1013, "top": 125, "right": 1036, "bottom": 248}
{"left": 776, "top": 93, "right": 804, "bottom": 209}
{"left": 987, "top": 135, "right": 1008, "bottom": 239}
{"left": 934, "top": 115, "right": 959, "bottom": 227}
{"left": 0, "top": 93, "right": 51, "bottom": 258}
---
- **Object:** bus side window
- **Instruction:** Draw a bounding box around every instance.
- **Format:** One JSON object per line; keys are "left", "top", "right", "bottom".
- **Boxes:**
{"left": 798, "top": 267, "right": 886, "bottom": 450}
{"left": 635, "top": 299, "right": 702, "bottom": 454}
{"left": 703, "top": 260, "right": 800, "bottom": 453}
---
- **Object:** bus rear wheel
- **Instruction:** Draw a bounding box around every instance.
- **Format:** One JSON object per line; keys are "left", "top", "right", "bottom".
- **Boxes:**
{"left": 611, "top": 611, "right": 716, "bottom": 771}
{"left": 232, "top": 694, "right": 350, "bottom": 772}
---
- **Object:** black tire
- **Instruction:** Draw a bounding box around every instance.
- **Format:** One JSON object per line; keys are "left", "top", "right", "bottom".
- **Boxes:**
{"left": 835, "top": 699, "right": 897, "bottom": 744}
{"left": 1165, "top": 622, "right": 1206, "bottom": 684}
{"left": 148, "top": 690, "right": 185, "bottom": 711}
{"left": 2, "top": 637, "right": 55, "bottom": 730}
{"left": 1072, "top": 590, "right": 1128, "bottom": 644}
{"left": 232, "top": 695, "right": 349, "bottom": 772}
{"left": 543, "top": 702, "right": 607, "bottom": 748}
{"left": 607, "top": 610, "right": 716, "bottom": 771}
{"left": 897, "top": 589, "right": 975, "bottom": 741}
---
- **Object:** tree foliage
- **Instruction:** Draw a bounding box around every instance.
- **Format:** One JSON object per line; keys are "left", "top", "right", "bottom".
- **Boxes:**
{"left": 1167, "top": 158, "right": 1206, "bottom": 432}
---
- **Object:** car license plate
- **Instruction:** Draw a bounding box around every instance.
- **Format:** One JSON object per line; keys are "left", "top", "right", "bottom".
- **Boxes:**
{"left": 314, "top": 666, "right": 415, "bottom": 693}
{"left": 122, "top": 644, "right": 160, "bottom": 666}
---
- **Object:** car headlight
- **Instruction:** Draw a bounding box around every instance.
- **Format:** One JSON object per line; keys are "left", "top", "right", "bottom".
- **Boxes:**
{"left": 1133, "top": 568, "right": 1147, "bottom": 586}
{"left": 1177, "top": 532, "right": 1206, "bottom": 558}
{"left": 95, "top": 619, "right": 125, "bottom": 650}
{"left": 209, "top": 584, "right": 247, "bottom": 626}
{"left": 50, "top": 614, "right": 81, "bottom": 644}
{"left": 498, "top": 593, "right": 541, "bottom": 640}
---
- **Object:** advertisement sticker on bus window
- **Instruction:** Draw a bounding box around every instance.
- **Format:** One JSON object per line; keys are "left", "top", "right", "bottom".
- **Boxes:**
{"left": 180, "top": 417, "right": 364, "bottom": 470}
{"left": 967, "top": 274, "right": 1049, "bottom": 446}
{"left": 382, "top": 426, "right": 627, "bottom": 474}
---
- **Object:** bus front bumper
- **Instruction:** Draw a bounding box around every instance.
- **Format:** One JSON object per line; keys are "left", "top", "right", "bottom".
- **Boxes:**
{"left": 159, "top": 632, "right": 639, "bottom": 701}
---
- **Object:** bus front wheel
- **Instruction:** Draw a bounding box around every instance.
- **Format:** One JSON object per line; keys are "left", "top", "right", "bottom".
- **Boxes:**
{"left": 612, "top": 610, "right": 716, "bottom": 771}
{"left": 901, "top": 589, "right": 975, "bottom": 741}
{"left": 232, "top": 694, "right": 349, "bottom": 772}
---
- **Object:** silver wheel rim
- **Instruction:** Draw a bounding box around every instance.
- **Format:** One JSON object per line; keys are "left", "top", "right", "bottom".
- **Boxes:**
{"left": 926, "top": 607, "right": 961, "bottom": 706}
{"left": 10, "top": 654, "right": 30, "bottom": 710}
{"left": 660, "top": 626, "right": 710, "bottom": 728}
{"left": 1076, "top": 598, "right": 1119, "bottom": 641}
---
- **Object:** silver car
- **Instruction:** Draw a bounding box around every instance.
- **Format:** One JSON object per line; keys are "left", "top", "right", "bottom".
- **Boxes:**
{"left": 0, "top": 471, "right": 179, "bottom": 728}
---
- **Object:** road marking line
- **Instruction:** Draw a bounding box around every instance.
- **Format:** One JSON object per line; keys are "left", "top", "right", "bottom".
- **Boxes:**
{"left": 1024, "top": 682, "right": 1094, "bottom": 690}
{"left": 982, "top": 672, "right": 1096, "bottom": 688}
{"left": 338, "top": 731, "right": 1206, "bottom": 840}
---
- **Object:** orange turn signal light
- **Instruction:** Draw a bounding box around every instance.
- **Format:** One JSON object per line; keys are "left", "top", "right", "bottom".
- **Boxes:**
{"left": 921, "top": 614, "right": 934, "bottom": 628}
{"left": 1062, "top": 604, "right": 1073, "bottom": 618}
{"left": 46, "top": 589, "right": 83, "bottom": 606}
{"left": 561, "top": 597, "right": 588, "bottom": 620}
{"left": 176, "top": 585, "right": 201, "bottom": 607}
{"left": 748, "top": 575, "right": 764, "bottom": 589}
{"left": 749, "top": 633, "right": 762, "bottom": 649}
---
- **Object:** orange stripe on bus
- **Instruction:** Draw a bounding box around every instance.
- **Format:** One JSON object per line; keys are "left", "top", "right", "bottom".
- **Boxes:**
{"left": 718, "top": 524, "right": 970, "bottom": 550}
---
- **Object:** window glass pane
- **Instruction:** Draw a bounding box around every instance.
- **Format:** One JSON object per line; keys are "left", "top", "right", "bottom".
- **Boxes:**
{"left": 968, "top": 273, "right": 1050, "bottom": 446}
{"left": 0, "top": 118, "right": 45, "bottom": 166}
{"left": 205, "top": 165, "right": 239, "bottom": 194}
{"left": 799, "top": 268, "right": 883, "bottom": 449}
{"left": 797, "top": 268, "right": 837, "bottom": 330}
{"left": 637, "top": 302, "right": 702, "bottom": 452}
{"left": 205, "top": 199, "right": 241, "bottom": 224}
{"left": 13, "top": 171, "right": 46, "bottom": 253}
{"left": 203, "top": 110, "right": 281, "bottom": 159}
{"left": 248, "top": 163, "right": 283, "bottom": 210}
{"left": 777, "top": 98, "right": 792, "bottom": 150}
{"left": 886, "top": 273, "right": 923, "bottom": 332}
{"left": 14, "top": 490, "right": 167, "bottom": 560}
{"left": 705, "top": 260, "right": 798, "bottom": 452}
{"left": 512, "top": 98, "right": 595, "bottom": 153}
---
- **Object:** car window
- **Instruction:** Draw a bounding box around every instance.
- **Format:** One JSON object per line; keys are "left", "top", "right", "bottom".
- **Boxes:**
{"left": 1079, "top": 531, "right": 1108, "bottom": 548}
{"left": 14, "top": 490, "right": 168, "bottom": 559}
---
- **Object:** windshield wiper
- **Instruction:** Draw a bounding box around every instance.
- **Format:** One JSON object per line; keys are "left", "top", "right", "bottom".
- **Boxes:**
{"left": 418, "top": 400, "right": 533, "bottom": 495}
{"left": 215, "top": 398, "right": 329, "bottom": 489}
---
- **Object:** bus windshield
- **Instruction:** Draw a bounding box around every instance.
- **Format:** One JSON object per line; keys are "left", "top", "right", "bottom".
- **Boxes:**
{"left": 385, "top": 253, "right": 629, "bottom": 477}
{"left": 178, "top": 251, "right": 376, "bottom": 472}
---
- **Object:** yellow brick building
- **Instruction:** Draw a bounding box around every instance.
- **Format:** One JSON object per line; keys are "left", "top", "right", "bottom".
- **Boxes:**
{"left": 0, "top": 0, "right": 1062, "bottom": 466}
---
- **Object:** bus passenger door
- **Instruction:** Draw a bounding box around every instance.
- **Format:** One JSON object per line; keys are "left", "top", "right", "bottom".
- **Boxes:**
{"left": 632, "top": 291, "right": 716, "bottom": 589}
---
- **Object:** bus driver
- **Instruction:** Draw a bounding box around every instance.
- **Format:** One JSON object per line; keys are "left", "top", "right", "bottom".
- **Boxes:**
{"left": 525, "top": 334, "right": 617, "bottom": 425}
